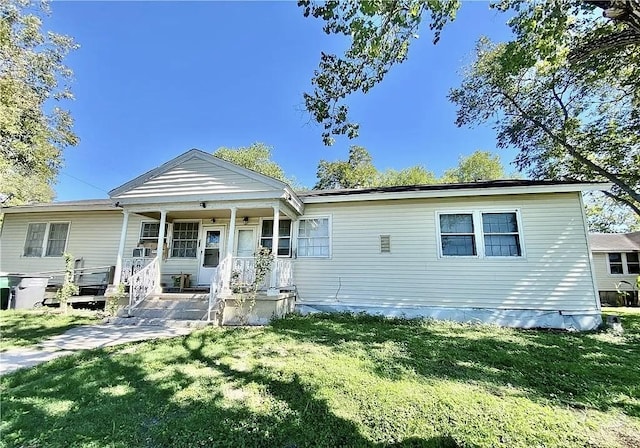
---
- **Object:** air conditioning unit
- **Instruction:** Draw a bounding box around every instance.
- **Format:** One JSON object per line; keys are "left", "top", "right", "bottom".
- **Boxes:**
{"left": 132, "top": 247, "right": 152, "bottom": 257}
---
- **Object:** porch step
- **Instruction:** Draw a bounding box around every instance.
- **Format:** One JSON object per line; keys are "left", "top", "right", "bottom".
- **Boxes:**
{"left": 149, "top": 293, "right": 209, "bottom": 301}
{"left": 107, "top": 316, "right": 215, "bottom": 328}
{"left": 123, "top": 295, "right": 211, "bottom": 320}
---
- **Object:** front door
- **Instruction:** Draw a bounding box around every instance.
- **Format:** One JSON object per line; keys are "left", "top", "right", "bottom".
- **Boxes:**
{"left": 198, "top": 226, "right": 224, "bottom": 285}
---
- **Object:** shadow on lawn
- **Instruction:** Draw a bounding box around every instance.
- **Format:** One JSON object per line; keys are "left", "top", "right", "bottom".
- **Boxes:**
{"left": 269, "top": 312, "right": 640, "bottom": 418}
{"left": 0, "top": 310, "right": 97, "bottom": 350}
{"left": 1, "top": 334, "right": 461, "bottom": 448}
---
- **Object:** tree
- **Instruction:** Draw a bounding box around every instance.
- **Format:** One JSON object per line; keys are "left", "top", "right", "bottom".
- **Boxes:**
{"left": 378, "top": 165, "right": 436, "bottom": 186}
{"left": 213, "top": 143, "right": 291, "bottom": 184}
{"left": 299, "top": 0, "right": 640, "bottom": 145}
{"left": 315, "top": 145, "right": 377, "bottom": 189}
{"left": 441, "top": 150, "right": 508, "bottom": 183}
{"left": 449, "top": 36, "right": 639, "bottom": 216}
{"left": 0, "top": 0, "right": 78, "bottom": 206}
{"left": 584, "top": 192, "right": 640, "bottom": 233}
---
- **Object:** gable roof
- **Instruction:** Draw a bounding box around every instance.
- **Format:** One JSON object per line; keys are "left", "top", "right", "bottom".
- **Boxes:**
{"left": 589, "top": 232, "right": 640, "bottom": 252}
{"left": 109, "top": 148, "right": 291, "bottom": 199}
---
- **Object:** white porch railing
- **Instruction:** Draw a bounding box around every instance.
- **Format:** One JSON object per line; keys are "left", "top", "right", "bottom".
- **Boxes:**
{"left": 208, "top": 255, "right": 231, "bottom": 322}
{"left": 121, "top": 257, "right": 153, "bottom": 285}
{"left": 274, "top": 259, "right": 293, "bottom": 288}
{"left": 128, "top": 257, "right": 159, "bottom": 312}
{"left": 230, "top": 257, "right": 293, "bottom": 290}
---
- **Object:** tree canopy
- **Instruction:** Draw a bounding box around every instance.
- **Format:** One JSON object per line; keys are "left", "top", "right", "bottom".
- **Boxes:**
{"left": 314, "top": 147, "right": 505, "bottom": 189}
{"left": 315, "top": 145, "right": 378, "bottom": 189}
{"left": 300, "top": 0, "right": 639, "bottom": 145}
{"left": 441, "top": 151, "right": 508, "bottom": 183}
{"left": 0, "top": 0, "right": 78, "bottom": 205}
{"left": 213, "top": 143, "right": 293, "bottom": 184}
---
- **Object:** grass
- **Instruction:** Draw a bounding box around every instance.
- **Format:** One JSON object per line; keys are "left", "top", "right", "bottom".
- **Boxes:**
{"left": 1, "top": 309, "right": 639, "bottom": 447}
{"left": 0, "top": 309, "right": 101, "bottom": 351}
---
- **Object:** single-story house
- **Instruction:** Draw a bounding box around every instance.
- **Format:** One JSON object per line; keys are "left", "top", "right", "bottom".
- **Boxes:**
{"left": 0, "top": 149, "right": 607, "bottom": 330}
{"left": 589, "top": 232, "right": 640, "bottom": 306}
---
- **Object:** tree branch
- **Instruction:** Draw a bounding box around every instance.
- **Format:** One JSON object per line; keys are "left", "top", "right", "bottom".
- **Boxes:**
{"left": 499, "top": 89, "right": 640, "bottom": 206}
{"left": 603, "top": 190, "right": 640, "bottom": 216}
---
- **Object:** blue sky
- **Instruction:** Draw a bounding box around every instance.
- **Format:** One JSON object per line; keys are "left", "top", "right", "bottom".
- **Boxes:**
{"left": 46, "top": 1, "right": 515, "bottom": 201}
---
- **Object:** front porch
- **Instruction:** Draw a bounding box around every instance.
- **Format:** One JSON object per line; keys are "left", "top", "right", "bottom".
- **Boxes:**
{"left": 110, "top": 200, "right": 300, "bottom": 324}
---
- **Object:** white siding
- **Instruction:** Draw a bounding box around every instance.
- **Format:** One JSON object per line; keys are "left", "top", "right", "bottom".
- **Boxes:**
{"left": 114, "top": 157, "right": 280, "bottom": 199}
{"left": 592, "top": 252, "right": 638, "bottom": 292}
{"left": 0, "top": 211, "right": 122, "bottom": 274}
{"left": 293, "top": 192, "right": 599, "bottom": 312}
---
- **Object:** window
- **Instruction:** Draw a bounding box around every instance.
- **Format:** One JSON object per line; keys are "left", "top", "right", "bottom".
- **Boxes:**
{"left": 297, "top": 217, "right": 330, "bottom": 257}
{"left": 139, "top": 222, "right": 167, "bottom": 243}
{"left": 171, "top": 222, "right": 199, "bottom": 258}
{"left": 23, "top": 222, "right": 69, "bottom": 257}
{"left": 609, "top": 253, "right": 624, "bottom": 274}
{"left": 438, "top": 210, "right": 523, "bottom": 258}
{"left": 439, "top": 214, "right": 476, "bottom": 256}
{"left": 628, "top": 253, "right": 640, "bottom": 274}
{"left": 260, "top": 219, "right": 291, "bottom": 256}
{"left": 608, "top": 252, "right": 640, "bottom": 275}
{"left": 482, "top": 213, "right": 521, "bottom": 257}
{"left": 23, "top": 223, "right": 46, "bottom": 257}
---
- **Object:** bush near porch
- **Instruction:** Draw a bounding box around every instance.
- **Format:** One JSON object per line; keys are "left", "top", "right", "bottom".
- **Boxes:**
{"left": 1, "top": 309, "right": 639, "bottom": 447}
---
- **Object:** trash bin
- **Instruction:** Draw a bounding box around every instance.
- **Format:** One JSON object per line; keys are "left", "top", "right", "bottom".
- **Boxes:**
{"left": 8, "top": 275, "right": 49, "bottom": 309}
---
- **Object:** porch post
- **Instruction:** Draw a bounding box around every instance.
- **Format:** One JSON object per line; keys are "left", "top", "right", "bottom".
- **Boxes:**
{"left": 156, "top": 210, "right": 167, "bottom": 293}
{"left": 113, "top": 210, "right": 129, "bottom": 285}
{"left": 222, "top": 207, "right": 237, "bottom": 296}
{"left": 226, "top": 207, "right": 237, "bottom": 259}
{"left": 268, "top": 205, "right": 280, "bottom": 296}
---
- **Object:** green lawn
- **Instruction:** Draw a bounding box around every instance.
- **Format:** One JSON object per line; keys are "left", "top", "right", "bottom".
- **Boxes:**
{"left": 0, "top": 309, "right": 101, "bottom": 351}
{"left": 1, "top": 309, "right": 640, "bottom": 447}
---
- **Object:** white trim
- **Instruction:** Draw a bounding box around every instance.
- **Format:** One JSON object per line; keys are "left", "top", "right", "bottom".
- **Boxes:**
{"left": 4, "top": 203, "right": 115, "bottom": 214}
{"left": 435, "top": 209, "right": 525, "bottom": 260}
{"left": 23, "top": 221, "right": 71, "bottom": 258}
{"left": 301, "top": 183, "right": 609, "bottom": 204}
{"left": 296, "top": 215, "right": 332, "bottom": 259}
{"left": 259, "top": 216, "right": 293, "bottom": 257}
{"left": 580, "top": 193, "right": 602, "bottom": 311}
{"left": 169, "top": 220, "right": 201, "bottom": 259}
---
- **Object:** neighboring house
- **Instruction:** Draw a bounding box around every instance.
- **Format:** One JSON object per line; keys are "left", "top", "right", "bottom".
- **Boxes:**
{"left": 0, "top": 149, "right": 606, "bottom": 330}
{"left": 589, "top": 232, "right": 640, "bottom": 306}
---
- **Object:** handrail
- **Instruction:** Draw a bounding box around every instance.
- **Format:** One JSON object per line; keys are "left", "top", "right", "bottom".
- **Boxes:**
{"left": 22, "top": 265, "right": 115, "bottom": 276}
{"left": 208, "top": 255, "right": 231, "bottom": 323}
{"left": 128, "top": 256, "right": 159, "bottom": 312}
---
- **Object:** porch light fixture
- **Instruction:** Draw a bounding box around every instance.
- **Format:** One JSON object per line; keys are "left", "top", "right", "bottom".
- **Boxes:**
{"left": 243, "top": 216, "right": 249, "bottom": 224}
{"left": 210, "top": 218, "right": 216, "bottom": 223}
{"left": 200, "top": 202, "right": 206, "bottom": 208}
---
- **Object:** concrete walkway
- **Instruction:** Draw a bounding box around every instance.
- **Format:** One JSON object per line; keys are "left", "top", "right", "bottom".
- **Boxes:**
{"left": 0, "top": 324, "right": 194, "bottom": 375}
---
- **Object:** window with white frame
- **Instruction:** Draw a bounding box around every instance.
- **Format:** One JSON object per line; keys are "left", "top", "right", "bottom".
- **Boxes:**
{"left": 439, "top": 214, "right": 476, "bottom": 256}
{"left": 608, "top": 252, "right": 639, "bottom": 275}
{"left": 23, "top": 222, "right": 69, "bottom": 257}
{"left": 438, "top": 211, "right": 523, "bottom": 258}
{"left": 482, "top": 212, "right": 522, "bottom": 257}
{"left": 139, "top": 222, "right": 168, "bottom": 244}
{"left": 260, "top": 219, "right": 292, "bottom": 256}
{"left": 297, "top": 217, "right": 330, "bottom": 257}
{"left": 171, "top": 222, "right": 199, "bottom": 258}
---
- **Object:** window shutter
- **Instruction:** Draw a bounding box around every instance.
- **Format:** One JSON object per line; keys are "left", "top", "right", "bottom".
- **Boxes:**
{"left": 380, "top": 235, "right": 391, "bottom": 253}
